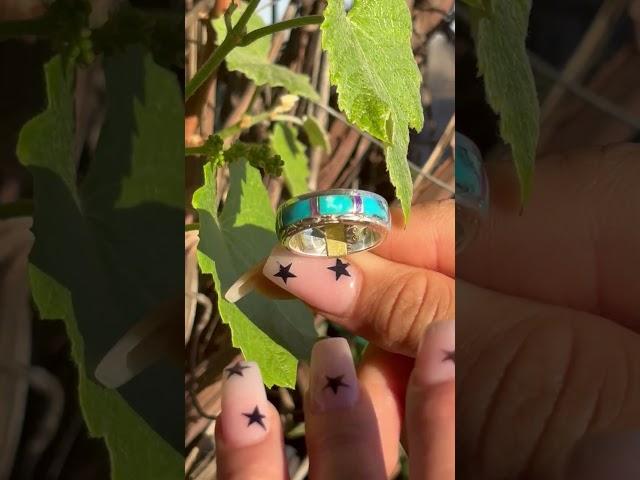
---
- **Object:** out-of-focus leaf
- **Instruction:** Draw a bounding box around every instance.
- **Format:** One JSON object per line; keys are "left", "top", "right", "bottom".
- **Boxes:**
{"left": 193, "top": 159, "right": 316, "bottom": 387}
{"left": 302, "top": 116, "right": 331, "bottom": 152}
{"left": 212, "top": 8, "right": 319, "bottom": 100}
{"left": 472, "top": 0, "right": 539, "bottom": 202}
{"left": 271, "top": 122, "right": 309, "bottom": 196}
{"left": 321, "top": 0, "right": 424, "bottom": 220}
{"left": 16, "top": 49, "right": 183, "bottom": 478}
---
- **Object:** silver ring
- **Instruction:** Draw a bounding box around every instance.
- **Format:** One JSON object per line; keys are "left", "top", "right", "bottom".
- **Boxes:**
{"left": 276, "top": 189, "right": 392, "bottom": 257}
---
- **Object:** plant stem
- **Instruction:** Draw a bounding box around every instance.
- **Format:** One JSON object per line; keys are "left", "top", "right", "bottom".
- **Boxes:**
{"left": 185, "top": 0, "right": 261, "bottom": 100}
{"left": 185, "top": 223, "right": 200, "bottom": 231}
{"left": 185, "top": 146, "right": 206, "bottom": 156}
{"left": 0, "top": 17, "right": 48, "bottom": 41}
{"left": 273, "top": 114, "right": 304, "bottom": 126}
{"left": 238, "top": 15, "right": 323, "bottom": 47}
{"left": 0, "top": 199, "right": 34, "bottom": 219}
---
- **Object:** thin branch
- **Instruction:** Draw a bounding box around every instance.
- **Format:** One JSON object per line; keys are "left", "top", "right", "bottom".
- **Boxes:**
{"left": 0, "top": 199, "right": 33, "bottom": 219}
{"left": 238, "top": 15, "right": 323, "bottom": 47}
{"left": 186, "top": 0, "right": 261, "bottom": 100}
{"left": 0, "top": 17, "right": 48, "bottom": 40}
{"left": 528, "top": 50, "right": 640, "bottom": 131}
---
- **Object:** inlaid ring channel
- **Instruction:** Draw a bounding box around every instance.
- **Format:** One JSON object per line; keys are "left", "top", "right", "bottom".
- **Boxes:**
{"left": 276, "top": 189, "right": 392, "bottom": 257}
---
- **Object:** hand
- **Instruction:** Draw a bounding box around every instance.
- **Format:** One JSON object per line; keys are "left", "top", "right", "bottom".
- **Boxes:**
{"left": 457, "top": 144, "right": 640, "bottom": 479}
{"left": 215, "top": 201, "right": 455, "bottom": 479}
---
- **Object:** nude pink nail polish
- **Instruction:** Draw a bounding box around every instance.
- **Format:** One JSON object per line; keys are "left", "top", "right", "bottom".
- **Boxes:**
{"left": 262, "top": 246, "right": 359, "bottom": 315}
{"left": 220, "top": 361, "right": 270, "bottom": 447}
{"left": 309, "top": 338, "right": 359, "bottom": 412}
{"left": 414, "top": 320, "right": 455, "bottom": 386}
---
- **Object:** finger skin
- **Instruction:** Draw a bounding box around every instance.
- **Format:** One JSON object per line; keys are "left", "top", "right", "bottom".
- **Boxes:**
{"left": 216, "top": 402, "right": 289, "bottom": 480}
{"left": 456, "top": 280, "right": 640, "bottom": 480}
{"left": 406, "top": 320, "right": 455, "bottom": 480}
{"left": 458, "top": 144, "right": 640, "bottom": 330}
{"left": 358, "top": 346, "right": 414, "bottom": 476}
{"left": 304, "top": 338, "right": 387, "bottom": 480}
{"left": 407, "top": 382, "right": 455, "bottom": 480}
{"left": 373, "top": 200, "right": 455, "bottom": 276}
{"left": 263, "top": 246, "right": 454, "bottom": 356}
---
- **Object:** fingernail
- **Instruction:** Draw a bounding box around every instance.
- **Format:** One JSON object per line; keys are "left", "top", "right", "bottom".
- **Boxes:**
{"left": 262, "top": 245, "right": 359, "bottom": 315}
{"left": 309, "top": 337, "right": 359, "bottom": 412}
{"left": 414, "top": 320, "right": 455, "bottom": 386}
{"left": 220, "top": 361, "right": 270, "bottom": 447}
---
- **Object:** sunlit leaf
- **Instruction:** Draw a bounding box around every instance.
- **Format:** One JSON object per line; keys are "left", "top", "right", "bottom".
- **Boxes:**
{"left": 212, "top": 9, "right": 319, "bottom": 100}
{"left": 271, "top": 122, "right": 309, "bottom": 196}
{"left": 321, "top": 0, "right": 424, "bottom": 220}
{"left": 193, "top": 159, "right": 316, "bottom": 387}
{"left": 302, "top": 116, "right": 331, "bottom": 152}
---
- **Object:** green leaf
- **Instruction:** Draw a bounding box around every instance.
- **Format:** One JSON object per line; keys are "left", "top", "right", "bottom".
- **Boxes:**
{"left": 302, "top": 116, "right": 331, "bottom": 152}
{"left": 16, "top": 48, "right": 183, "bottom": 477}
{"left": 271, "top": 122, "right": 309, "bottom": 196}
{"left": 213, "top": 9, "right": 319, "bottom": 100}
{"left": 193, "top": 160, "right": 316, "bottom": 388}
{"left": 473, "top": 0, "right": 539, "bottom": 202}
{"left": 321, "top": 0, "right": 424, "bottom": 220}
{"left": 460, "top": 0, "right": 489, "bottom": 11}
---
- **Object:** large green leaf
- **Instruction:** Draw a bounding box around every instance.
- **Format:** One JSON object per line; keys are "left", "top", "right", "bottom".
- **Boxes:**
{"left": 193, "top": 160, "right": 316, "bottom": 387}
{"left": 271, "top": 122, "right": 309, "bottom": 196}
{"left": 472, "top": 0, "right": 539, "bottom": 202}
{"left": 16, "top": 49, "right": 183, "bottom": 478}
{"left": 321, "top": 0, "right": 424, "bottom": 219}
{"left": 212, "top": 10, "right": 319, "bottom": 100}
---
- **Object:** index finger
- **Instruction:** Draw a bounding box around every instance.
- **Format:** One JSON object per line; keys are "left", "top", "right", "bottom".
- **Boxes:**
{"left": 373, "top": 200, "right": 455, "bottom": 277}
{"left": 458, "top": 143, "right": 640, "bottom": 328}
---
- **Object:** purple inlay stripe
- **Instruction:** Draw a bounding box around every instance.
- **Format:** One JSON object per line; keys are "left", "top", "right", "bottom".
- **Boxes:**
{"left": 354, "top": 195, "right": 363, "bottom": 214}
{"left": 310, "top": 197, "right": 319, "bottom": 216}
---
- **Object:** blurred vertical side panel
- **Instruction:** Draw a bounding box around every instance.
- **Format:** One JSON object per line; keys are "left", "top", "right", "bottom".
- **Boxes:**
{"left": 0, "top": 1, "right": 185, "bottom": 479}
{"left": 456, "top": 1, "right": 640, "bottom": 479}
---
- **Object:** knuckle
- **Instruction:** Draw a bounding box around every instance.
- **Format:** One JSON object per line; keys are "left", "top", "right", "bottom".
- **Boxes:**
{"left": 374, "top": 271, "right": 431, "bottom": 352}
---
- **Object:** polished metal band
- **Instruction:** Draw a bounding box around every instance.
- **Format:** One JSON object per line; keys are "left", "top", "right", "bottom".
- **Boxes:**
{"left": 276, "top": 189, "right": 392, "bottom": 257}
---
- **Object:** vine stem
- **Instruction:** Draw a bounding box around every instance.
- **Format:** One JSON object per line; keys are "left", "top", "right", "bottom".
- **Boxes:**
{"left": 185, "top": 1, "right": 324, "bottom": 100}
{"left": 273, "top": 114, "right": 304, "bottom": 126}
{"left": 238, "top": 15, "right": 323, "bottom": 47}
{"left": 186, "top": 0, "right": 259, "bottom": 100}
{"left": 0, "top": 17, "right": 48, "bottom": 41}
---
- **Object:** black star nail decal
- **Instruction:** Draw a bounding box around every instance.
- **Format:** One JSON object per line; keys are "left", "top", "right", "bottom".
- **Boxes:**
{"left": 323, "top": 375, "right": 349, "bottom": 394}
{"left": 225, "top": 361, "right": 250, "bottom": 378}
{"left": 327, "top": 259, "right": 351, "bottom": 281}
{"left": 273, "top": 262, "right": 297, "bottom": 284}
{"left": 242, "top": 405, "right": 266, "bottom": 430}
{"left": 443, "top": 349, "right": 455, "bottom": 364}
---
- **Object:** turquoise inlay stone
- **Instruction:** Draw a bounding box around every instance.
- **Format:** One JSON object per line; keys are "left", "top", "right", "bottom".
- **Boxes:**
{"left": 318, "top": 195, "right": 353, "bottom": 215}
{"left": 282, "top": 200, "right": 312, "bottom": 226}
{"left": 363, "top": 196, "right": 388, "bottom": 221}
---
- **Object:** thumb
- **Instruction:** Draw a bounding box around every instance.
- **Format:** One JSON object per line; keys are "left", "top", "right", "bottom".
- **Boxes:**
{"left": 456, "top": 280, "right": 640, "bottom": 479}
{"left": 261, "top": 245, "right": 454, "bottom": 356}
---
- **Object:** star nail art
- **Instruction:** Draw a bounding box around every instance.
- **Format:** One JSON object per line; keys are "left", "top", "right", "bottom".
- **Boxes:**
{"left": 443, "top": 349, "right": 455, "bottom": 364}
{"left": 323, "top": 374, "right": 349, "bottom": 394}
{"left": 273, "top": 262, "right": 297, "bottom": 284}
{"left": 327, "top": 258, "right": 351, "bottom": 281}
{"left": 242, "top": 405, "right": 267, "bottom": 430}
{"left": 225, "top": 361, "right": 250, "bottom": 378}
